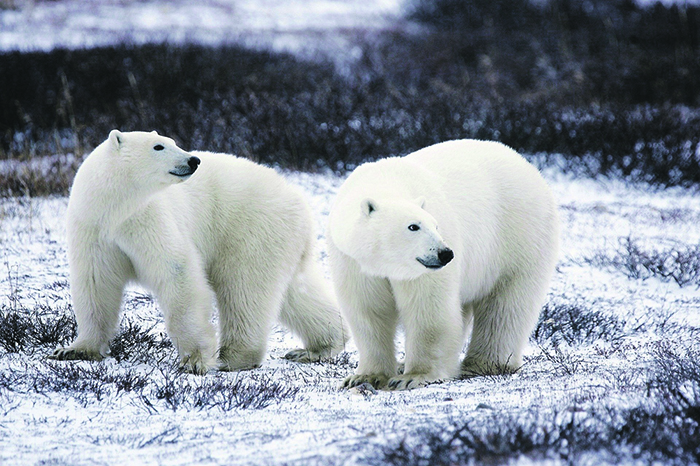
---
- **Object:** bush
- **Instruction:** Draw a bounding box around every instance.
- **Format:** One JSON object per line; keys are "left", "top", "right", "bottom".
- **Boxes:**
{"left": 532, "top": 301, "right": 626, "bottom": 346}
{"left": 0, "top": 305, "right": 76, "bottom": 354}
{"left": 588, "top": 236, "right": 700, "bottom": 287}
{"left": 382, "top": 383, "right": 700, "bottom": 465}
{"left": 405, "top": 0, "right": 700, "bottom": 106}
{"left": 146, "top": 371, "right": 300, "bottom": 412}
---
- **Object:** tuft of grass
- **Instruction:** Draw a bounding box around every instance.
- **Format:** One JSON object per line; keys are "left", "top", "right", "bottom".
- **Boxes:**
{"left": 318, "top": 351, "right": 358, "bottom": 379}
{"left": 648, "top": 342, "right": 700, "bottom": 415}
{"left": 145, "top": 371, "right": 300, "bottom": 412}
{"left": 459, "top": 358, "right": 518, "bottom": 380}
{"left": 18, "top": 360, "right": 151, "bottom": 405}
{"left": 109, "top": 318, "right": 173, "bottom": 365}
{"left": 0, "top": 303, "right": 178, "bottom": 373}
{"left": 538, "top": 345, "right": 588, "bottom": 377}
{"left": 0, "top": 303, "right": 175, "bottom": 365}
{"left": 0, "top": 305, "right": 76, "bottom": 355}
{"left": 589, "top": 236, "right": 700, "bottom": 287}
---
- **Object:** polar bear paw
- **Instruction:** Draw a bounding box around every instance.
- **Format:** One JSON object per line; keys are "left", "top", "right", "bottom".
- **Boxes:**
{"left": 284, "top": 348, "right": 334, "bottom": 363}
{"left": 460, "top": 357, "right": 519, "bottom": 378}
{"left": 342, "top": 373, "right": 389, "bottom": 390}
{"left": 387, "top": 374, "right": 437, "bottom": 391}
{"left": 48, "top": 347, "right": 104, "bottom": 361}
{"left": 218, "top": 347, "right": 263, "bottom": 372}
{"left": 179, "top": 350, "right": 217, "bottom": 375}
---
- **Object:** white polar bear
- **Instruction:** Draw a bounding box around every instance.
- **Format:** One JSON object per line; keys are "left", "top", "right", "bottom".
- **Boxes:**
{"left": 329, "top": 139, "right": 559, "bottom": 390}
{"left": 50, "top": 130, "right": 347, "bottom": 374}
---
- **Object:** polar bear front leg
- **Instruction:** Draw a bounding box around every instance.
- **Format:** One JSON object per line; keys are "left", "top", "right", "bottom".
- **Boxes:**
{"left": 388, "top": 276, "right": 463, "bottom": 390}
{"left": 122, "top": 236, "right": 218, "bottom": 375}
{"left": 329, "top": 246, "right": 398, "bottom": 390}
{"left": 49, "top": 246, "right": 131, "bottom": 361}
{"left": 340, "top": 285, "right": 398, "bottom": 390}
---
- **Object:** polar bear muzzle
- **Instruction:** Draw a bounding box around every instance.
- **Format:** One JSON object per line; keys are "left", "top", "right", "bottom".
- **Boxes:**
{"left": 170, "top": 156, "right": 201, "bottom": 178}
{"left": 417, "top": 247, "right": 454, "bottom": 269}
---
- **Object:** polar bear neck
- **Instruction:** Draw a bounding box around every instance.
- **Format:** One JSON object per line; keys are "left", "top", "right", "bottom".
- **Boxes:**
{"left": 69, "top": 142, "right": 167, "bottom": 228}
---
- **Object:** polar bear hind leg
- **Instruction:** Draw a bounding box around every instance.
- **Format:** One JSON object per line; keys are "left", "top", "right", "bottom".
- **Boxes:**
{"left": 461, "top": 274, "right": 546, "bottom": 376}
{"left": 280, "top": 252, "right": 348, "bottom": 363}
{"left": 213, "top": 270, "right": 288, "bottom": 372}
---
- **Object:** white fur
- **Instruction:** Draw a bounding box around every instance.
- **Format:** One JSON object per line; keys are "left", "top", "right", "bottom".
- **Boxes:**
{"left": 329, "top": 139, "right": 559, "bottom": 390}
{"left": 51, "top": 130, "right": 347, "bottom": 374}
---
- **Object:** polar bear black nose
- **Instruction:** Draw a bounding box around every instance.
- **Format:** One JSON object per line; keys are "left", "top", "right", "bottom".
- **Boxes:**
{"left": 438, "top": 248, "right": 454, "bottom": 266}
{"left": 188, "top": 156, "right": 201, "bottom": 171}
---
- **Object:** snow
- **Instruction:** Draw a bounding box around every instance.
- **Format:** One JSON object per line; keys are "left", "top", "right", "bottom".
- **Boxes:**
{"left": 0, "top": 0, "right": 404, "bottom": 63}
{"left": 1, "top": 167, "right": 699, "bottom": 465}
{"left": 1, "top": 0, "right": 694, "bottom": 57}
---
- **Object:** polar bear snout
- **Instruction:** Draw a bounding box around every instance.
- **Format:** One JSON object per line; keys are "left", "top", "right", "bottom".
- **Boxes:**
{"left": 417, "top": 247, "right": 453, "bottom": 270}
{"left": 170, "top": 156, "right": 200, "bottom": 178}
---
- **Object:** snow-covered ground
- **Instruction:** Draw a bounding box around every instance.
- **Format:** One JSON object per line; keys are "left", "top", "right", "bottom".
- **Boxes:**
{"left": 1, "top": 166, "right": 698, "bottom": 465}
{"left": 1, "top": 0, "right": 695, "bottom": 56}
{"left": 0, "top": 0, "right": 404, "bottom": 66}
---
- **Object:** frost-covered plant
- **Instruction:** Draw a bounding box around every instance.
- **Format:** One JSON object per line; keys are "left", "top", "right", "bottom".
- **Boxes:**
{"left": 381, "top": 392, "right": 700, "bottom": 466}
{"left": 109, "top": 318, "right": 174, "bottom": 365}
{"left": 0, "top": 305, "right": 76, "bottom": 355}
{"left": 531, "top": 301, "right": 626, "bottom": 346}
{"left": 589, "top": 236, "right": 700, "bottom": 287}
{"left": 145, "top": 371, "right": 300, "bottom": 412}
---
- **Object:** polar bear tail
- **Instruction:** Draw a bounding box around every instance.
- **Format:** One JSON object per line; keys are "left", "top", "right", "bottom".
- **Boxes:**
{"left": 280, "top": 251, "right": 349, "bottom": 363}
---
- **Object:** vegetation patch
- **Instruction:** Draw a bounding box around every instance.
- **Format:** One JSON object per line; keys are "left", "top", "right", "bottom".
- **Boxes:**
{"left": 0, "top": 304, "right": 76, "bottom": 354}
{"left": 588, "top": 236, "right": 700, "bottom": 287}
{"left": 144, "top": 371, "right": 300, "bottom": 412}
{"left": 382, "top": 344, "right": 700, "bottom": 466}
{"left": 532, "top": 301, "right": 626, "bottom": 346}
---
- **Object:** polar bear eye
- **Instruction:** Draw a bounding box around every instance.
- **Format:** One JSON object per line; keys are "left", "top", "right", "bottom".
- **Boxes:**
{"left": 154, "top": 144, "right": 165, "bottom": 151}
{"left": 408, "top": 224, "right": 420, "bottom": 232}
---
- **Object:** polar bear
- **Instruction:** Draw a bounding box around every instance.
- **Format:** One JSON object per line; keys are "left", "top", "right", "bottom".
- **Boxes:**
{"left": 329, "top": 139, "right": 559, "bottom": 390}
{"left": 49, "top": 130, "right": 347, "bottom": 374}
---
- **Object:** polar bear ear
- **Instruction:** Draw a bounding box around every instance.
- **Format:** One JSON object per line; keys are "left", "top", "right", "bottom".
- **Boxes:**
{"left": 150, "top": 130, "right": 158, "bottom": 135}
{"left": 109, "top": 130, "right": 123, "bottom": 151}
{"left": 413, "top": 196, "right": 426, "bottom": 209}
{"left": 361, "top": 198, "right": 377, "bottom": 217}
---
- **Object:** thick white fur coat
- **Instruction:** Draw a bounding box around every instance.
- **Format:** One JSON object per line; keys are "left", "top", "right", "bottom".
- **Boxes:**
{"left": 329, "top": 139, "right": 559, "bottom": 390}
{"left": 53, "top": 130, "right": 347, "bottom": 373}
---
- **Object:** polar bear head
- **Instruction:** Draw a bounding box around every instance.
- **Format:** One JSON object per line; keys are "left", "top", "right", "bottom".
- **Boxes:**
{"left": 342, "top": 197, "right": 454, "bottom": 280}
{"left": 107, "top": 130, "right": 200, "bottom": 187}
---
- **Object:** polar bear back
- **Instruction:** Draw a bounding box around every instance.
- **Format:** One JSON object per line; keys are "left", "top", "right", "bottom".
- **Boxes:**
{"left": 406, "top": 139, "right": 553, "bottom": 219}
{"left": 153, "top": 151, "right": 312, "bottom": 272}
